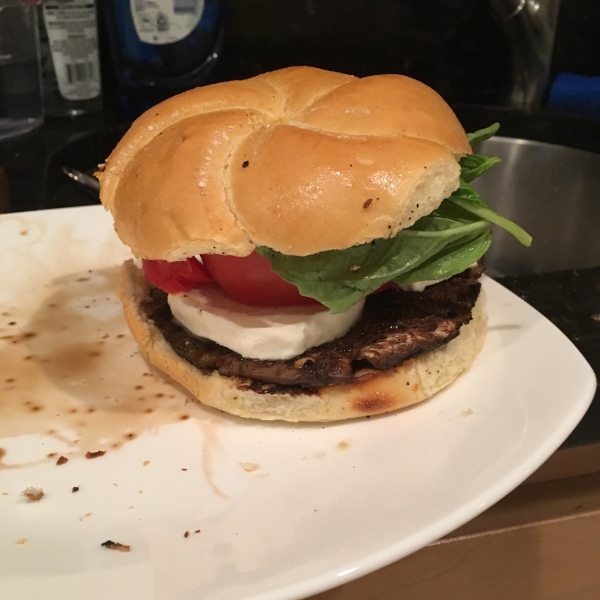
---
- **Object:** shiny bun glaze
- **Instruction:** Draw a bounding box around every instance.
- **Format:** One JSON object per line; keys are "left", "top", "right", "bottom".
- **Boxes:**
{"left": 98, "top": 67, "right": 472, "bottom": 260}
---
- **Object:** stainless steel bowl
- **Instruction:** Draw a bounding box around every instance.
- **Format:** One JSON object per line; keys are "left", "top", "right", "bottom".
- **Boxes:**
{"left": 473, "top": 137, "right": 600, "bottom": 277}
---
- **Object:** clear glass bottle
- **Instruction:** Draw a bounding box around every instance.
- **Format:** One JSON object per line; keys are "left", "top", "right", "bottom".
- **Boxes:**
{"left": 0, "top": 1, "right": 44, "bottom": 139}
{"left": 38, "top": 0, "right": 103, "bottom": 117}
{"left": 102, "top": 0, "right": 224, "bottom": 116}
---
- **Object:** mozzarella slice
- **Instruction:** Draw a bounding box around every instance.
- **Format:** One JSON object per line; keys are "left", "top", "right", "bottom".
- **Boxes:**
{"left": 399, "top": 279, "right": 441, "bottom": 292}
{"left": 168, "top": 285, "right": 365, "bottom": 360}
{"left": 399, "top": 263, "right": 478, "bottom": 292}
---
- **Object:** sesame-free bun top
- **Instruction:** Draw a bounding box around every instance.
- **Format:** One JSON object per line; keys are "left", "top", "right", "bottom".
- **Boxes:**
{"left": 99, "top": 67, "right": 472, "bottom": 260}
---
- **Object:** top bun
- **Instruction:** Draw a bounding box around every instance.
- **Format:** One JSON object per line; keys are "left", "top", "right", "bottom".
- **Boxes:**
{"left": 99, "top": 67, "right": 471, "bottom": 260}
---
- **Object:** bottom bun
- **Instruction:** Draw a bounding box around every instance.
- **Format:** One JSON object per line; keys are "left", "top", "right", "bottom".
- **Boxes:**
{"left": 118, "top": 260, "right": 487, "bottom": 422}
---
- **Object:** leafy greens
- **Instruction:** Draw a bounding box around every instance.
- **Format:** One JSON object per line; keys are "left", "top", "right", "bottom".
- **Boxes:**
{"left": 257, "top": 123, "right": 531, "bottom": 313}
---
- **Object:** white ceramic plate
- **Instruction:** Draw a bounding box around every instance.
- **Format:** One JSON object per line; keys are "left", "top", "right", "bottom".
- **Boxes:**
{"left": 0, "top": 206, "right": 595, "bottom": 600}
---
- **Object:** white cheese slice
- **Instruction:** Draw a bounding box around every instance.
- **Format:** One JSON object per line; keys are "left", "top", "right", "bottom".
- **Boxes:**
{"left": 399, "top": 264, "right": 477, "bottom": 292}
{"left": 168, "top": 285, "right": 365, "bottom": 360}
{"left": 399, "top": 279, "right": 441, "bottom": 292}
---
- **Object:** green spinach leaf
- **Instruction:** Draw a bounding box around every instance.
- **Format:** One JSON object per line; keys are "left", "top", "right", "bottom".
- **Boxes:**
{"left": 466, "top": 122, "right": 500, "bottom": 148}
{"left": 257, "top": 123, "right": 529, "bottom": 312}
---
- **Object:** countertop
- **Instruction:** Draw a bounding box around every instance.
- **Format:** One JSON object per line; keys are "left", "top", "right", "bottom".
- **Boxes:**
{"left": 499, "top": 268, "right": 600, "bottom": 447}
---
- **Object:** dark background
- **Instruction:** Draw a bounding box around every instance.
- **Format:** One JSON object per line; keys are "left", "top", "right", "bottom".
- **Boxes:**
{"left": 3, "top": 0, "right": 599, "bottom": 214}
{"left": 98, "top": 0, "right": 600, "bottom": 113}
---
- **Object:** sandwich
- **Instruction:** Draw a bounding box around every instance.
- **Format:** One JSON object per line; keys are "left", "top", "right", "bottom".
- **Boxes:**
{"left": 97, "top": 66, "right": 530, "bottom": 422}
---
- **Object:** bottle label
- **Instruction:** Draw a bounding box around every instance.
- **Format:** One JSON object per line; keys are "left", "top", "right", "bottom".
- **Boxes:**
{"left": 130, "top": 0, "right": 204, "bottom": 45}
{"left": 42, "top": 1, "right": 101, "bottom": 101}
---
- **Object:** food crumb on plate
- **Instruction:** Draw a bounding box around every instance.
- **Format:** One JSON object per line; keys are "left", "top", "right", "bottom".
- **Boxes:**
{"left": 101, "top": 540, "right": 130, "bottom": 552}
{"left": 56, "top": 455, "right": 68, "bottom": 465}
{"left": 183, "top": 530, "right": 201, "bottom": 538}
{"left": 21, "top": 487, "right": 44, "bottom": 501}
{"left": 85, "top": 450, "right": 106, "bottom": 459}
{"left": 461, "top": 408, "right": 474, "bottom": 417}
{"left": 239, "top": 462, "right": 259, "bottom": 472}
{"left": 15, "top": 538, "right": 27, "bottom": 545}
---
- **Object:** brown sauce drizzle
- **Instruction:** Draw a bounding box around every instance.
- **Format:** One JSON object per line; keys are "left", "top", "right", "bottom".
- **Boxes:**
{"left": 0, "top": 267, "right": 195, "bottom": 468}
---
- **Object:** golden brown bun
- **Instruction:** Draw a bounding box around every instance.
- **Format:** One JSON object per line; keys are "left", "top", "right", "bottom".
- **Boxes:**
{"left": 99, "top": 67, "right": 471, "bottom": 260}
{"left": 119, "top": 261, "right": 486, "bottom": 422}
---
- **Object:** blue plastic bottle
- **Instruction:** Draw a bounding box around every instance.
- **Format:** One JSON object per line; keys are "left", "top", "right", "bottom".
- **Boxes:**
{"left": 103, "top": 0, "right": 224, "bottom": 115}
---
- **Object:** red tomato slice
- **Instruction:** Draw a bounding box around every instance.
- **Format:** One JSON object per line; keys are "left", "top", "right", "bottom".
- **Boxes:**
{"left": 201, "top": 252, "right": 320, "bottom": 306}
{"left": 143, "top": 254, "right": 394, "bottom": 307}
{"left": 142, "top": 258, "right": 213, "bottom": 294}
{"left": 373, "top": 281, "right": 395, "bottom": 293}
